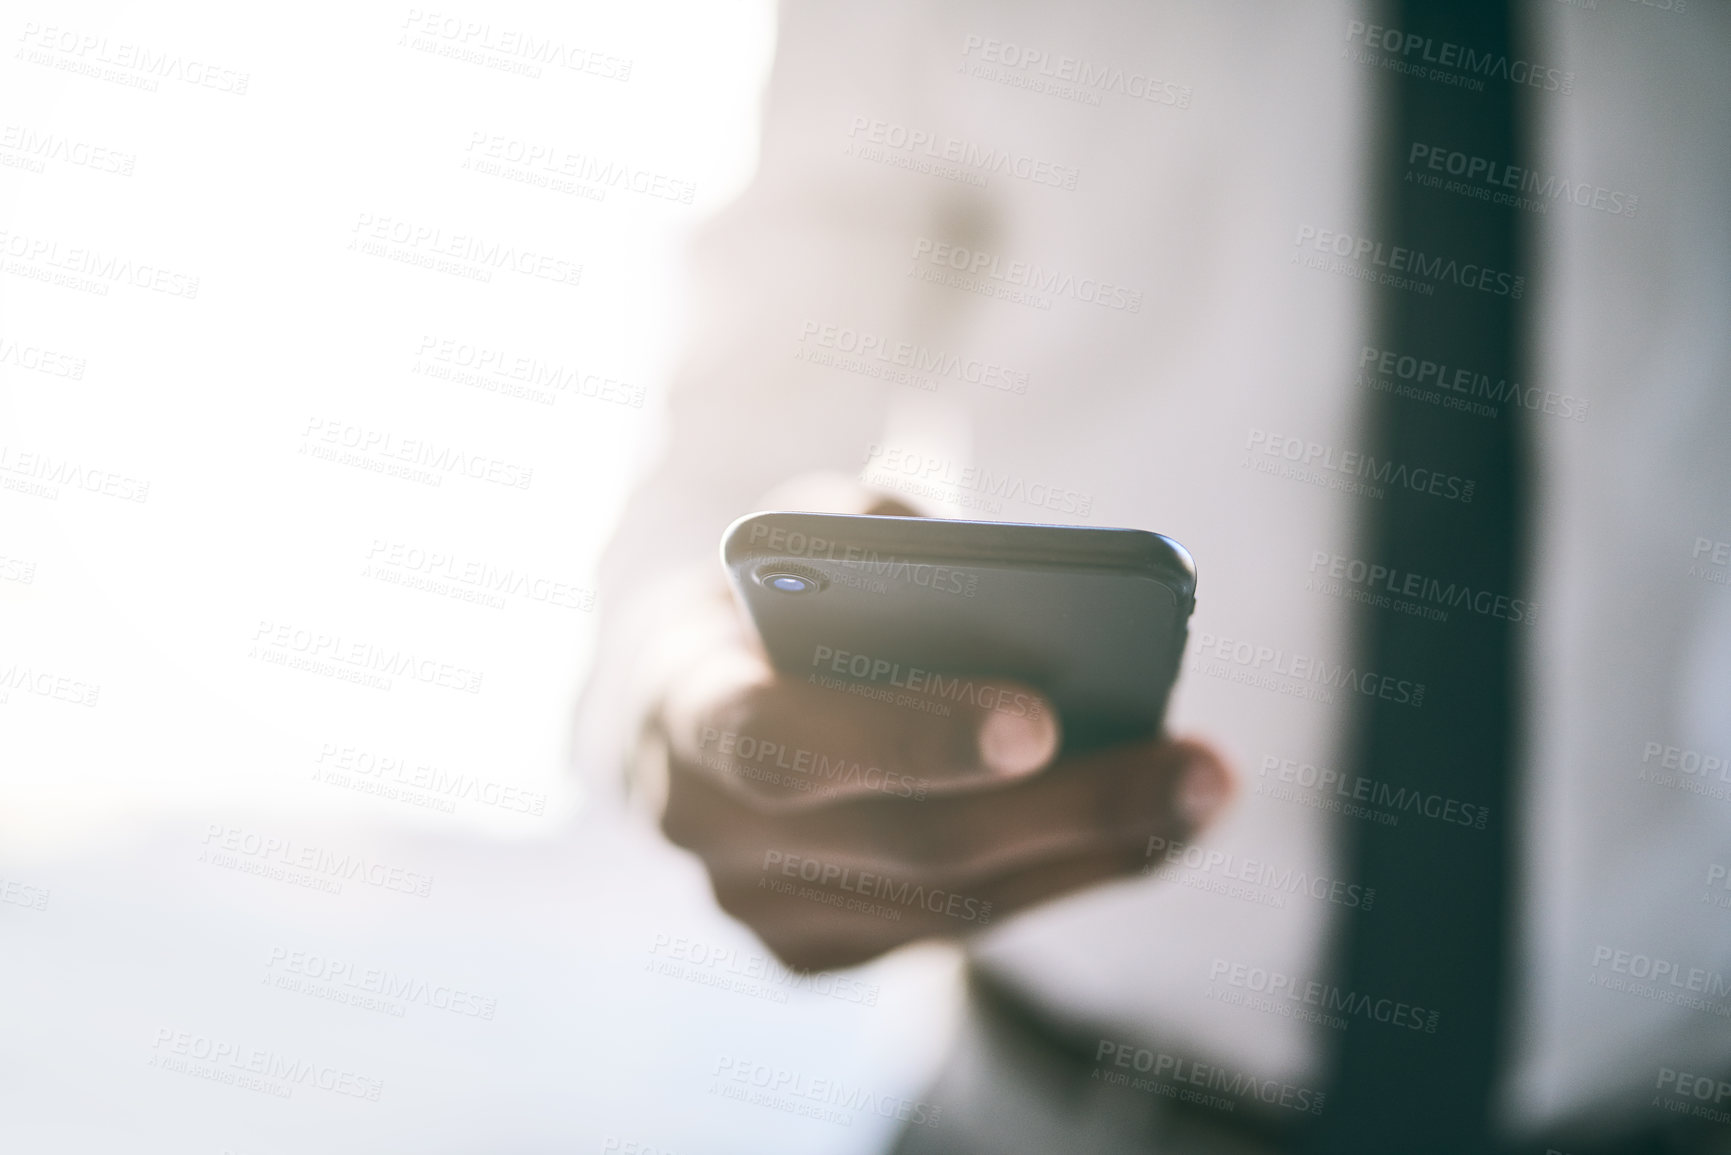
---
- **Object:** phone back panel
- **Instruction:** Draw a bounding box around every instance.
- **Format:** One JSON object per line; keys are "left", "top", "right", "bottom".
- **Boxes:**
{"left": 722, "top": 512, "right": 1196, "bottom": 751}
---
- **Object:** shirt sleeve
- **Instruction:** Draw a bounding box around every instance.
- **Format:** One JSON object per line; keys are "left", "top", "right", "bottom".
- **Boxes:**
{"left": 570, "top": 0, "right": 985, "bottom": 797}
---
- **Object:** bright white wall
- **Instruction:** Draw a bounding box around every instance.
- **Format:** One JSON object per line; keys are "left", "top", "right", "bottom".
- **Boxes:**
{"left": 0, "top": 6, "right": 964, "bottom": 1153}
{"left": 1, "top": 0, "right": 773, "bottom": 845}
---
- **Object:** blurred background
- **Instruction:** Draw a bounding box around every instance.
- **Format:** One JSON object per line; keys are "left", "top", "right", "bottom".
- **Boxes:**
{"left": 0, "top": 2, "right": 963, "bottom": 1151}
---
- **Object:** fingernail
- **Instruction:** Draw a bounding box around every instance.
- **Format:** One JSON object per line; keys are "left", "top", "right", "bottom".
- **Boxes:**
{"left": 1178, "top": 759, "right": 1228, "bottom": 826}
{"left": 977, "top": 708, "right": 1057, "bottom": 777}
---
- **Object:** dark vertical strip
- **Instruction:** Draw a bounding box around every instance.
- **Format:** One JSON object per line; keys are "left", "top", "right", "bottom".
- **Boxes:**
{"left": 1307, "top": 2, "right": 1530, "bottom": 1151}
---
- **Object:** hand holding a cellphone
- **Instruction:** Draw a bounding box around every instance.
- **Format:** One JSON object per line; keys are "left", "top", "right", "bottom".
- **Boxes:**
{"left": 649, "top": 490, "right": 1235, "bottom": 972}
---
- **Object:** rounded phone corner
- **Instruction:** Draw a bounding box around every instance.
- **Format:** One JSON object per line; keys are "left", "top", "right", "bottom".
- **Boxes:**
{"left": 720, "top": 510, "right": 779, "bottom": 567}
{"left": 1147, "top": 532, "right": 1198, "bottom": 609}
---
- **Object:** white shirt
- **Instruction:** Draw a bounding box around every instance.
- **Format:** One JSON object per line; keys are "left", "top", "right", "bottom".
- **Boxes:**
{"left": 576, "top": 0, "right": 1731, "bottom": 1137}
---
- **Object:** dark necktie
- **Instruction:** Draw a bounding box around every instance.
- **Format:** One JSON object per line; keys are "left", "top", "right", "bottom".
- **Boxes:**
{"left": 1307, "top": 1, "right": 1528, "bottom": 1150}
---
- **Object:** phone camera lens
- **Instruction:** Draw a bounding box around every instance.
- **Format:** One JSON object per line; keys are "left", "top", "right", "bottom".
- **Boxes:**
{"left": 761, "top": 572, "right": 818, "bottom": 594}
